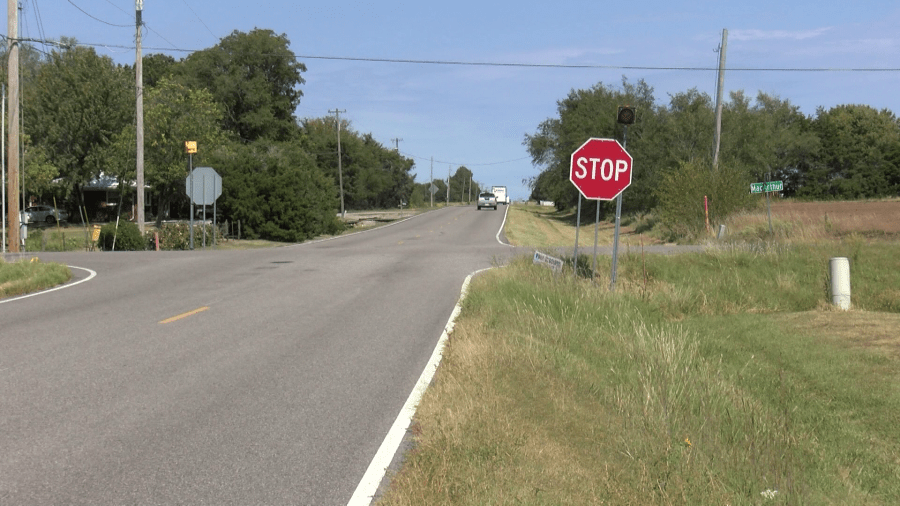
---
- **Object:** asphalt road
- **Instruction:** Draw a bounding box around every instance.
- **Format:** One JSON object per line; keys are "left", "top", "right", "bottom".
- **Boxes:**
{"left": 1, "top": 205, "right": 514, "bottom": 505}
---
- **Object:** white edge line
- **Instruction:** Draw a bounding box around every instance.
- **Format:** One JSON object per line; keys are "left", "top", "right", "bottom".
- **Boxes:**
{"left": 0, "top": 265, "right": 97, "bottom": 304}
{"left": 347, "top": 268, "right": 489, "bottom": 506}
{"left": 496, "top": 204, "right": 514, "bottom": 247}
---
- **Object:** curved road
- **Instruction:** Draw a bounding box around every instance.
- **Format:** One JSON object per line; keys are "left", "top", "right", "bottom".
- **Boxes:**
{"left": 1, "top": 206, "right": 514, "bottom": 505}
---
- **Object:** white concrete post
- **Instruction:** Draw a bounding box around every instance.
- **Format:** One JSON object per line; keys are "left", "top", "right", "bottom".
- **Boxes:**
{"left": 829, "top": 257, "right": 851, "bottom": 310}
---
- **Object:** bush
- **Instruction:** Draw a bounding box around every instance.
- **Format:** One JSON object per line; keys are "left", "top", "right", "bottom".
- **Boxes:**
{"left": 152, "top": 223, "right": 221, "bottom": 250}
{"left": 153, "top": 223, "right": 191, "bottom": 250}
{"left": 654, "top": 159, "right": 754, "bottom": 241}
{"left": 97, "top": 221, "right": 146, "bottom": 251}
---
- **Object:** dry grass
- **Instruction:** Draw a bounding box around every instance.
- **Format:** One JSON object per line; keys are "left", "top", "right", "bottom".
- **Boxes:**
{"left": 506, "top": 203, "right": 663, "bottom": 249}
{"left": 724, "top": 199, "right": 900, "bottom": 242}
{"left": 777, "top": 310, "right": 900, "bottom": 359}
{"left": 379, "top": 199, "right": 900, "bottom": 506}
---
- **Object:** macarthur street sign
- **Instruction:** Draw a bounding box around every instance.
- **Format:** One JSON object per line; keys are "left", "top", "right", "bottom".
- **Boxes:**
{"left": 750, "top": 181, "right": 783, "bottom": 194}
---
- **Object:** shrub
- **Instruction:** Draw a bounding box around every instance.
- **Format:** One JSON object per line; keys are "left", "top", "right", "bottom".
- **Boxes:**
{"left": 154, "top": 223, "right": 191, "bottom": 250}
{"left": 97, "top": 221, "right": 145, "bottom": 251}
{"left": 654, "top": 159, "right": 754, "bottom": 241}
{"left": 152, "top": 223, "right": 222, "bottom": 250}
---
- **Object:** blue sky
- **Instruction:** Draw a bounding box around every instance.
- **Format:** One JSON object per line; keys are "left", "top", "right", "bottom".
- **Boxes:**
{"left": 13, "top": 0, "right": 900, "bottom": 201}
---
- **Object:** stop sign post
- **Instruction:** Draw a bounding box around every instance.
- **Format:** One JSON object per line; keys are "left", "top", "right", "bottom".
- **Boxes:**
{"left": 569, "top": 138, "right": 633, "bottom": 290}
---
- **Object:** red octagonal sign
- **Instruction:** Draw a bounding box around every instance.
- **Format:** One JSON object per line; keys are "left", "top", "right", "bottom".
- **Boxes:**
{"left": 570, "top": 138, "right": 632, "bottom": 200}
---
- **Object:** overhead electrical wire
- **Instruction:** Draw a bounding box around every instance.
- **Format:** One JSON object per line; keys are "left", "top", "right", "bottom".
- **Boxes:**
{"left": 4, "top": 35, "right": 897, "bottom": 73}
{"left": 401, "top": 152, "right": 531, "bottom": 167}
{"left": 292, "top": 54, "right": 900, "bottom": 72}
{"left": 180, "top": 0, "right": 219, "bottom": 42}
{"left": 65, "top": 0, "right": 132, "bottom": 28}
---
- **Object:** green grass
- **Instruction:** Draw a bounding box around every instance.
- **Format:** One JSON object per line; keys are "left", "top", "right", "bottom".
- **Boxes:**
{"left": 378, "top": 239, "right": 900, "bottom": 505}
{"left": 23, "top": 225, "right": 97, "bottom": 252}
{"left": 0, "top": 257, "right": 72, "bottom": 298}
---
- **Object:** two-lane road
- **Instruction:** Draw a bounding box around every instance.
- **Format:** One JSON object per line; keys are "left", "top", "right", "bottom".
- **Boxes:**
{"left": 1, "top": 206, "right": 513, "bottom": 505}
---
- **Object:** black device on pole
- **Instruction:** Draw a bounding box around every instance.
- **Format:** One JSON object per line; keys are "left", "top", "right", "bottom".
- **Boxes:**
{"left": 617, "top": 106, "right": 635, "bottom": 125}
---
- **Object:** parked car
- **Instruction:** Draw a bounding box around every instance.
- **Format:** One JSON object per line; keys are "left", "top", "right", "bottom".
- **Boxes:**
{"left": 22, "top": 205, "right": 69, "bottom": 224}
{"left": 477, "top": 192, "right": 497, "bottom": 210}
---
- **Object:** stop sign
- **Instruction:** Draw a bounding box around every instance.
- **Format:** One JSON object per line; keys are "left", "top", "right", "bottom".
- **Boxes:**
{"left": 569, "top": 138, "right": 632, "bottom": 200}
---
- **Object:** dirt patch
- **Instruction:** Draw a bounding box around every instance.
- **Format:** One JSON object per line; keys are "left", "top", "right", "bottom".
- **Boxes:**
{"left": 778, "top": 310, "right": 900, "bottom": 360}
{"left": 770, "top": 200, "right": 900, "bottom": 234}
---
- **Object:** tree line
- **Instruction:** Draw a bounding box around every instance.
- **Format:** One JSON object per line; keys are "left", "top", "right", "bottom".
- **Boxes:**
{"left": 3, "top": 29, "right": 445, "bottom": 242}
{"left": 524, "top": 78, "right": 900, "bottom": 237}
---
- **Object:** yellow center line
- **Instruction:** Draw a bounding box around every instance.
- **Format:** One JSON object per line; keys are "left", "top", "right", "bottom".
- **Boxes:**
{"left": 159, "top": 306, "right": 209, "bottom": 324}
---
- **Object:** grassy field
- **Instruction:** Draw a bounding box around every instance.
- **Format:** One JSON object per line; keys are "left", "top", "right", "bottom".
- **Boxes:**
{"left": 504, "top": 204, "right": 663, "bottom": 248}
{"left": 378, "top": 202, "right": 900, "bottom": 505}
{"left": 0, "top": 256, "right": 71, "bottom": 298}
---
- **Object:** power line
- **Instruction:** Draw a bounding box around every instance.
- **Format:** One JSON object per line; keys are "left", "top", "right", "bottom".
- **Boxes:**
{"left": 401, "top": 152, "right": 531, "bottom": 167}
{"left": 292, "top": 54, "right": 900, "bottom": 72}
{"left": 179, "top": 0, "right": 219, "bottom": 42}
{"left": 66, "top": 0, "right": 132, "bottom": 28}
{"left": 5, "top": 34, "right": 899, "bottom": 73}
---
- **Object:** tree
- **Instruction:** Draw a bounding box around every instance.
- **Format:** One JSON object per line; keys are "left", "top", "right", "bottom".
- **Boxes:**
{"left": 299, "top": 117, "right": 416, "bottom": 209}
{"left": 450, "top": 166, "right": 474, "bottom": 202}
{"left": 177, "top": 29, "right": 306, "bottom": 142}
{"left": 656, "top": 88, "right": 715, "bottom": 165}
{"left": 809, "top": 104, "right": 900, "bottom": 198}
{"left": 0, "top": 40, "right": 46, "bottom": 86}
{"left": 654, "top": 159, "right": 754, "bottom": 241}
{"left": 102, "top": 78, "right": 228, "bottom": 225}
{"left": 22, "top": 137, "right": 61, "bottom": 205}
{"left": 26, "top": 45, "right": 132, "bottom": 205}
{"left": 142, "top": 53, "right": 177, "bottom": 88}
{"left": 208, "top": 141, "right": 343, "bottom": 241}
{"left": 717, "top": 91, "right": 820, "bottom": 197}
{"left": 524, "top": 78, "right": 657, "bottom": 212}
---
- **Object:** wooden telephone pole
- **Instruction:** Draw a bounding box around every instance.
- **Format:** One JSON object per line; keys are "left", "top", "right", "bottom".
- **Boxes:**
{"left": 329, "top": 109, "right": 346, "bottom": 218}
{"left": 6, "top": 0, "right": 19, "bottom": 252}
{"left": 136, "top": 0, "right": 145, "bottom": 233}
{"left": 712, "top": 29, "right": 728, "bottom": 170}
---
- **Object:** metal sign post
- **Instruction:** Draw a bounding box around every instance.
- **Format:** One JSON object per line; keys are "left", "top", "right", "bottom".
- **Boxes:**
{"left": 185, "top": 141, "right": 197, "bottom": 250}
{"left": 750, "top": 180, "right": 783, "bottom": 236}
{"left": 573, "top": 194, "right": 581, "bottom": 278}
{"left": 185, "top": 165, "right": 223, "bottom": 250}
{"left": 610, "top": 126, "right": 627, "bottom": 292}
{"left": 591, "top": 200, "right": 600, "bottom": 279}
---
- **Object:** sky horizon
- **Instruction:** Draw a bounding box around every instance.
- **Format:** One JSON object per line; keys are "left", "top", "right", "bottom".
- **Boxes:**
{"left": 7, "top": 1, "right": 900, "bottom": 202}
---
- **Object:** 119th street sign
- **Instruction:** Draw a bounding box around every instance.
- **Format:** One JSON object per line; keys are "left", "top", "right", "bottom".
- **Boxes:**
{"left": 569, "top": 138, "right": 633, "bottom": 200}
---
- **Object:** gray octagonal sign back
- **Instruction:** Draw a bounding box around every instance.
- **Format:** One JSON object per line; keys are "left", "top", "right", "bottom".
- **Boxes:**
{"left": 186, "top": 166, "right": 222, "bottom": 206}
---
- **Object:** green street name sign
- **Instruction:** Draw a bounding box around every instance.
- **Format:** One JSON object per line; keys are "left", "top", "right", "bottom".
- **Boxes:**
{"left": 750, "top": 181, "right": 783, "bottom": 193}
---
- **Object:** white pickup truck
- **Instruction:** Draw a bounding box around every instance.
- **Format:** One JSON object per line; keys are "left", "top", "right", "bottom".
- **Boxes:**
{"left": 491, "top": 186, "right": 509, "bottom": 205}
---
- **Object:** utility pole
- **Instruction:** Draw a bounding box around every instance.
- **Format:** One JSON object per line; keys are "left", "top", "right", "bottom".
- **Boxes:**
{"left": 6, "top": 0, "right": 19, "bottom": 252}
{"left": 712, "top": 28, "right": 728, "bottom": 171}
{"left": 135, "top": 0, "right": 145, "bottom": 233}
{"left": 446, "top": 165, "right": 450, "bottom": 203}
{"left": 391, "top": 138, "right": 402, "bottom": 151}
{"left": 429, "top": 157, "right": 433, "bottom": 208}
{"left": 2, "top": 84, "right": 5, "bottom": 253}
{"left": 329, "top": 109, "right": 347, "bottom": 218}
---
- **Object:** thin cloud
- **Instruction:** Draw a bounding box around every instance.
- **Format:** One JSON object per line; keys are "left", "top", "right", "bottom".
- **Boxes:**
{"left": 510, "top": 46, "right": 624, "bottom": 66}
{"left": 730, "top": 28, "right": 833, "bottom": 41}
